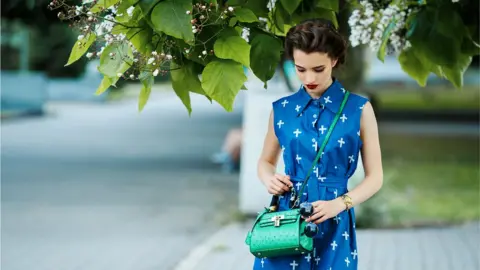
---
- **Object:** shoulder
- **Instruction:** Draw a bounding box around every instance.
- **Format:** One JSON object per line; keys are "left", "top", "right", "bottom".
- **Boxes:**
{"left": 272, "top": 91, "right": 298, "bottom": 108}
{"left": 346, "top": 92, "right": 370, "bottom": 110}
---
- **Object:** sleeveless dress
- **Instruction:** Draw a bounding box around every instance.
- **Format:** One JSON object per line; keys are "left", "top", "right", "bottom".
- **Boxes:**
{"left": 253, "top": 79, "right": 369, "bottom": 270}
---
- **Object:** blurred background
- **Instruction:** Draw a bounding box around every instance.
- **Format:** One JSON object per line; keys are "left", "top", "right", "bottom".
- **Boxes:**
{"left": 1, "top": 0, "right": 479, "bottom": 270}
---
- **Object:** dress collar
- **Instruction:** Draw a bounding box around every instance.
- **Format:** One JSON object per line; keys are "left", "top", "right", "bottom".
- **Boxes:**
{"left": 294, "top": 78, "right": 346, "bottom": 116}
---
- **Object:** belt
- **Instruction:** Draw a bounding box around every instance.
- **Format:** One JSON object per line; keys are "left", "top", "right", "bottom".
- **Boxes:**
{"left": 289, "top": 175, "right": 348, "bottom": 202}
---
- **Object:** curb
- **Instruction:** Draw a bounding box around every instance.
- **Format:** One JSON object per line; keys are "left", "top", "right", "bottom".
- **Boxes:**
{"left": 173, "top": 222, "right": 248, "bottom": 270}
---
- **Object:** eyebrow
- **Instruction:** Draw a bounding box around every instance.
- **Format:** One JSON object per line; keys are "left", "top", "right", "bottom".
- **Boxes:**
{"left": 295, "top": 65, "right": 325, "bottom": 69}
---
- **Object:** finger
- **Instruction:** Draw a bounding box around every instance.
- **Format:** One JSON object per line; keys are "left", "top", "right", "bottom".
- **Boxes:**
{"left": 275, "top": 174, "right": 292, "bottom": 188}
{"left": 316, "top": 215, "right": 330, "bottom": 224}
{"left": 273, "top": 178, "right": 290, "bottom": 192}
{"left": 269, "top": 183, "right": 284, "bottom": 194}
{"left": 307, "top": 210, "right": 325, "bottom": 223}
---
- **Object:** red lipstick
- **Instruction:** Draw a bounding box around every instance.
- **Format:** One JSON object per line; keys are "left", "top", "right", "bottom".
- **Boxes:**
{"left": 306, "top": 84, "right": 318, "bottom": 89}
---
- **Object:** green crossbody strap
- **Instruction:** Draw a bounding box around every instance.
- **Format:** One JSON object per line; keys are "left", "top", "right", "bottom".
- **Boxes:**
{"left": 293, "top": 91, "right": 350, "bottom": 207}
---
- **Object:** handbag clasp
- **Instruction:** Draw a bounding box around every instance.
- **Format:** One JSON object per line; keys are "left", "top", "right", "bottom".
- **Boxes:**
{"left": 271, "top": 215, "right": 285, "bottom": 227}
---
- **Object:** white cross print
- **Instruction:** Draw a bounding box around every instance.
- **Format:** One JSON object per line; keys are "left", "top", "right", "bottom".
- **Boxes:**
{"left": 319, "top": 125, "right": 327, "bottom": 134}
{"left": 331, "top": 240, "right": 338, "bottom": 251}
{"left": 296, "top": 182, "right": 302, "bottom": 190}
{"left": 341, "top": 87, "right": 346, "bottom": 93}
{"left": 324, "top": 96, "right": 332, "bottom": 104}
{"left": 357, "top": 130, "right": 360, "bottom": 136}
{"left": 293, "top": 129, "right": 302, "bottom": 138}
{"left": 312, "top": 138, "right": 318, "bottom": 151}
{"left": 313, "top": 166, "right": 319, "bottom": 178}
{"left": 334, "top": 215, "right": 341, "bottom": 224}
{"left": 318, "top": 176, "right": 326, "bottom": 182}
{"left": 342, "top": 231, "right": 350, "bottom": 240}
{"left": 315, "top": 257, "right": 321, "bottom": 265}
{"left": 338, "top": 137, "right": 345, "bottom": 148}
{"left": 351, "top": 249, "right": 358, "bottom": 259}
{"left": 295, "top": 105, "right": 301, "bottom": 112}
{"left": 313, "top": 114, "right": 317, "bottom": 118}
{"left": 304, "top": 253, "right": 311, "bottom": 262}
{"left": 296, "top": 154, "right": 302, "bottom": 164}
{"left": 277, "top": 120, "right": 284, "bottom": 128}
{"left": 261, "top": 258, "right": 265, "bottom": 268}
{"left": 282, "top": 99, "right": 289, "bottom": 107}
{"left": 340, "top": 114, "right": 348, "bottom": 123}
{"left": 281, "top": 145, "right": 285, "bottom": 151}
{"left": 333, "top": 189, "right": 338, "bottom": 197}
{"left": 312, "top": 119, "right": 317, "bottom": 127}
{"left": 359, "top": 104, "right": 365, "bottom": 110}
{"left": 290, "top": 260, "right": 299, "bottom": 270}
{"left": 349, "top": 155, "right": 355, "bottom": 163}
{"left": 345, "top": 257, "right": 351, "bottom": 267}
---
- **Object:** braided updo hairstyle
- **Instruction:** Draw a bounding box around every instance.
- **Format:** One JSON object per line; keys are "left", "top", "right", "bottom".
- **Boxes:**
{"left": 285, "top": 18, "right": 348, "bottom": 69}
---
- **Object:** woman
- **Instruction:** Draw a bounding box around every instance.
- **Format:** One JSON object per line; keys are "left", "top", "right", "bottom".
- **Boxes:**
{"left": 254, "top": 19, "right": 383, "bottom": 269}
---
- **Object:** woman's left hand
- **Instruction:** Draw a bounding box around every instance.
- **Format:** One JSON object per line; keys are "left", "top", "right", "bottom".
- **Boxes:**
{"left": 304, "top": 198, "right": 346, "bottom": 224}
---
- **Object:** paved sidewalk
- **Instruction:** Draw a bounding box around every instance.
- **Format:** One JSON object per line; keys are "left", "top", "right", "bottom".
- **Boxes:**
{"left": 175, "top": 221, "right": 480, "bottom": 270}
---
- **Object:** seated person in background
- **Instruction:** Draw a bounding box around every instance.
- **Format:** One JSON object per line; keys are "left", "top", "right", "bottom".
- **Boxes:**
{"left": 211, "top": 127, "right": 243, "bottom": 173}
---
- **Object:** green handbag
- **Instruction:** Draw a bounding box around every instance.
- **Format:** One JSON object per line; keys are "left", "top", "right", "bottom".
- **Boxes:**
{"left": 245, "top": 91, "right": 350, "bottom": 258}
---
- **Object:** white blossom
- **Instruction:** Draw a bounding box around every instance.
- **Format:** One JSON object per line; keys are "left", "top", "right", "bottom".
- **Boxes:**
{"left": 86, "top": 52, "right": 93, "bottom": 58}
{"left": 267, "top": 0, "right": 277, "bottom": 12}
{"left": 77, "top": 35, "right": 85, "bottom": 40}
{"left": 147, "top": 57, "right": 155, "bottom": 65}
{"left": 202, "top": 50, "right": 207, "bottom": 55}
{"left": 129, "top": 74, "right": 135, "bottom": 79}
{"left": 228, "top": 6, "right": 234, "bottom": 12}
{"left": 166, "top": 54, "right": 172, "bottom": 60}
{"left": 117, "top": 73, "right": 123, "bottom": 77}
{"left": 153, "top": 69, "right": 159, "bottom": 76}
{"left": 186, "top": 10, "right": 191, "bottom": 14}
{"left": 127, "top": 6, "right": 135, "bottom": 17}
{"left": 241, "top": 27, "right": 250, "bottom": 42}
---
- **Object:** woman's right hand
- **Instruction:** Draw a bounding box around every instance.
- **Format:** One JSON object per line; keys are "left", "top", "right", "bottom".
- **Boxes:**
{"left": 264, "top": 174, "right": 293, "bottom": 195}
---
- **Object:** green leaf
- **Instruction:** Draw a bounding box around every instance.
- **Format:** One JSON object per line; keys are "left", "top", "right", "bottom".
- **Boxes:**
{"left": 171, "top": 61, "right": 211, "bottom": 114}
{"left": 98, "top": 42, "right": 133, "bottom": 78}
{"left": 244, "top": 0, "right": 269, "bottom": 17}
{"left": 150, "top": 0, "right": 194, "bottom": 44}
{"left": 273, "top": 2, "right": 288, "bottom": 33}
{"left": 201, "top": 59, "right": 247, "bottom": 112}
{"left": 377, "top": 19, "right": 397, "bottom": 62}
{"left": 229, "top": 17, "right": 238, "bottom": 27}
{"left": 440, "top": 54, "right": 472, "bottom": 89}
{"left": 139, "top": 0, "right": 160, "bottom": 15}
{"left": 316, "top": 0, "right": 339, "bottom": 12}
{"left": 95, "top": 76, "right": 119, "bottom": 95}
{"left": 292, "top": 7, "right": 338, "bottom": 28}
{"left": 127, "top": 27, "right": 153, "bottom": 54}
{"left": 280, "top": 0, "right": 301, "bottom": 14}
{"left": 461, "top": 36, "right": 480, "bottom": 56}
{"left": 214, "top": 28, "right": 251, "bottom": 67}
{"left": 250, "top": 33, "right": 282, "bottom": 85}
{"left": 138, "top": 71, "right": 154, "bottom": 111}
{"left": 90, "top": 0, "right": 121, "bottom": 13}
{"left": 408, "top": 7, "right": 461, "bottom": 67}
{"left": 65, "top": 32, "right": 96, "bottom": 66}
{"left": 234, "top": 8, "right": 258, "bottom": 22}
{"left": 398, "top": 48, "right": 431, "bottom": 87}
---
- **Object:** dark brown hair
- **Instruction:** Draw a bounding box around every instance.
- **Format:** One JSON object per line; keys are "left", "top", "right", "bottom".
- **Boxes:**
{"left": 285, "top": 18, "right": 348, "bottom": 68}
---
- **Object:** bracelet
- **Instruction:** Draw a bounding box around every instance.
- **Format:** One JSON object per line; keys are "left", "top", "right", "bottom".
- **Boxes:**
{"left": 340, "top": 194, "right": 353, "bottom": 210}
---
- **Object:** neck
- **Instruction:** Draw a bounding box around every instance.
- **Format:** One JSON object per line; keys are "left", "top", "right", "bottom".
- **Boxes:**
{"left": 307, "top": 77, "right": 333, "bottom": 99}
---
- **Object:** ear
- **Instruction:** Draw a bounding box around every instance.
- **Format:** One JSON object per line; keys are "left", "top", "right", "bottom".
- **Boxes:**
{"left": 332, "top": 59, "right": 338, "bottom": 68}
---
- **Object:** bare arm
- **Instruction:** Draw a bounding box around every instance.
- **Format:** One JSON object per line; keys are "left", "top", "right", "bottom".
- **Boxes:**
{"left": 257, "top": 110, "right": 292, "bottom": 194}
{"left": 342, "top": 101, "right": 384, "bottom": 206}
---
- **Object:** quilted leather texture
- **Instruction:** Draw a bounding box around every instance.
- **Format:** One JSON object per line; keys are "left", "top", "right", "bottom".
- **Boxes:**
{"left": 245, "top": 209, "right": 313, "bottom": 258}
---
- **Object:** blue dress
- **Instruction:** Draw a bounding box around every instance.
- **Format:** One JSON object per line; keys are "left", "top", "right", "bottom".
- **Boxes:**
{"left": 253, "top": 79, "right": 368, "bottom": 270}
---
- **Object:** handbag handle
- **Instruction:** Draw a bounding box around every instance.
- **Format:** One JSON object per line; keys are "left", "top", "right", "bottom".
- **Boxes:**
{"left": 269, "top": 91, "right": 350, "bottom": 210}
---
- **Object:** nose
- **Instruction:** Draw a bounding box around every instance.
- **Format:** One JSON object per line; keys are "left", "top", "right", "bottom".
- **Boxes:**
{"left": 305, "top": 71, "right": 316, "bottom": 84}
